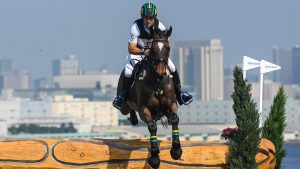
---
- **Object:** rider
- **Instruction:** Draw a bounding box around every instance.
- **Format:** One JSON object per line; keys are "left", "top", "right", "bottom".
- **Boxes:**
{"left": 113, "top": 3, "right": 193, "bottom": 110}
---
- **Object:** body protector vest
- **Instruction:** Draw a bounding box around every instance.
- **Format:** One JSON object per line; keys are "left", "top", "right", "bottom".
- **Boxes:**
{"left": 134, "top": 18, "right": 159, "bottom": 49}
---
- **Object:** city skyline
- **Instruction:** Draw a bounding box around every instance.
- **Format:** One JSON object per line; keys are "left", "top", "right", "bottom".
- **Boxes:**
{"left": 1, "top": 41, "right": 299, "bottom": 83}
{"left": 1, "top": 41, "right": 300, "bottom": 89}
{"left": 1, "top": 0, "right": 300, "bottom": 80}
{"left": 173, "top": 39, "right": 224, "bottom": 100}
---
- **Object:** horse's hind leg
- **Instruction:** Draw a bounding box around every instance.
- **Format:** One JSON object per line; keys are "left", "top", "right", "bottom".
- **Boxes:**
{"left": 168, "top": 113, "right": 182, "bottom": 160}
{"left": 127, "top": 110, "right": 138, "bottom": 126}
{"left": 147, "top": 120, "right": 160, "bottom": 169}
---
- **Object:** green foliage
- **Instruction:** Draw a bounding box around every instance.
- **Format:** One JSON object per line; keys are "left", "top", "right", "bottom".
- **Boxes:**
{"left": 229, "top": 66, "right": 260, "bottom": 169}
{"left": 8, "top": 122, "right": 77, "bottom": 134}
{"left": 262, "top": 86, "right": 287, "bottom": 169}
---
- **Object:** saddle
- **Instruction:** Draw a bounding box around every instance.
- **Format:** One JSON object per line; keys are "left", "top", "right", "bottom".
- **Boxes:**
{"left": 132, "top": 60, "right": 147, "bottom": 81}
{"left": 125, "top": 61, "right": 146, "bottom": 102}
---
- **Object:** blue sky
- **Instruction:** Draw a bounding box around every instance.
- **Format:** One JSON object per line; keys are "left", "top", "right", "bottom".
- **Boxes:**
{"left": 0, "top": 0, "right": 299, "bottom": 80}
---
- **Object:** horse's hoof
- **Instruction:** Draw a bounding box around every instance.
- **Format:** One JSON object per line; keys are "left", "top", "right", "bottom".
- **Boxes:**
{"left": 170, "top": 147, "right": 182, "bottom": 160}
{"left": 128, "top": 111, "right": 138, "bottom": 126}
{"left": 128, "top": 117, "right": 138, "bottom": 126}
{"left": 147, "top": 156, "right": 160, "bottom": 169}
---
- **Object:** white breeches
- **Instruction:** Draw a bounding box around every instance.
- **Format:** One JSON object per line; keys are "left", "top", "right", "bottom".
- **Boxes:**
{"left": 124, "top": 54, "right": 176, "bottom": 77}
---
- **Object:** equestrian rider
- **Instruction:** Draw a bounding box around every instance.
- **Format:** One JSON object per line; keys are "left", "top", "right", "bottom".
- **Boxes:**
{"left": 113, "top": 3, "right": 193, "bottom": 110}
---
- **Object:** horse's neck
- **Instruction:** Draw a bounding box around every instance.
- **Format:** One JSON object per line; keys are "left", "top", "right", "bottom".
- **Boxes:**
{"left": 145, "top": 67, "right": 169, "bottom": 89}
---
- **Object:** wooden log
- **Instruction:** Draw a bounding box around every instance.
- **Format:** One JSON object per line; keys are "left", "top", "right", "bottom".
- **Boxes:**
{"left": 0, "top": 138, "right": 275, "bottom": 169}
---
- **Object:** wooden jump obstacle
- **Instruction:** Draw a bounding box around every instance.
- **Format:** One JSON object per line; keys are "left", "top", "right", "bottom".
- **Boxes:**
{"left": 0, "top": 138, "right": 275, "bottom": 169}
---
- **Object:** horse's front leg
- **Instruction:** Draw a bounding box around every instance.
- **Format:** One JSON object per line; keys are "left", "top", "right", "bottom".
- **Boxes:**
{"left": 168, "top": 104, "right": 182, "bottom": 160}
{"left": 142, "top": 107, "right": 160, "bottom": 169}
{"left": 147, "top": 120, "right": 160, "bottom": 168}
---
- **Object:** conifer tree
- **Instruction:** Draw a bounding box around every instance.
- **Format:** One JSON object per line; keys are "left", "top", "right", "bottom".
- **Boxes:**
{"left": 262, "top": 86, "right": 287, "bottom": 169}
{"left": 229, "top": 66, "right": 260, "bottom": 169}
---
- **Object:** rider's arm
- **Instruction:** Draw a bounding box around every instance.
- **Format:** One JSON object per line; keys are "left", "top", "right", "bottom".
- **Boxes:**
{"left": 128, "top": 23, "right": 143, "bottom": 55}
{"left": 128, "top": 23, "right": 149, "bottom": 56}
{"left": 128, "top": 42, "right": 144, "bottom": 55}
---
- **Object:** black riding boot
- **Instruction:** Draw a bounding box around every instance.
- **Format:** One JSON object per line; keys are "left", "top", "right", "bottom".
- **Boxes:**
{"left": 113, "top": 69, "right": 134, "bottom": 110}
{"left": 171, "top": 70, "right": 193, "bottom": 105}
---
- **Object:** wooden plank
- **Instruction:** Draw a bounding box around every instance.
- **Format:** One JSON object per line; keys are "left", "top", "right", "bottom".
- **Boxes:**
{"left": 0, "top": 138, "right": 275, "bottom": 169}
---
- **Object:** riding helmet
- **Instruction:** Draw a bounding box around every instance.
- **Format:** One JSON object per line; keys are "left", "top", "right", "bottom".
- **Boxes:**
{"left": 140, "top": 3, "right": 157, "bottom": 18}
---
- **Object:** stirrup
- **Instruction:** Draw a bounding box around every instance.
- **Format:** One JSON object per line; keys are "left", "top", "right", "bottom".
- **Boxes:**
{"left": 180, "top": 92, "right": 193, "bottom": 105}
{"left": 113, "top": 96, "right": 126, "bottom": 110}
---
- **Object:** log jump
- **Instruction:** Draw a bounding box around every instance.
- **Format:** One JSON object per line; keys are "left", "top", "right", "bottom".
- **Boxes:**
{"left": 0, "top": 138, "right": 275, "bottom": 169}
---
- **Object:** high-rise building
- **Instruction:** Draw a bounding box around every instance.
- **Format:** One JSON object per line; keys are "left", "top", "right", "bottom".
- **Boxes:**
{"left": 273, "top": 46, "right": 293, "bottom": 84}
{"left": 0, "top": 70, "right": 30, "bottom": 89}
{"left": 172, "top": 39, "right": 224, "bottom": 100}
{"left": 13, "top": 70, "right": 31, "bottom": 89}
{"left": 52, "top": 55, "right": 78, "bottom": 76}
{"left": 293, "top": 45, "right": 300, "bottom": 85}
{"left": 0, "top": 59, "right": 31, "bottom": 89}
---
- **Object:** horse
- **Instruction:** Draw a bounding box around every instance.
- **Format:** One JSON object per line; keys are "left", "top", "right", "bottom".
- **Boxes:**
{"left": 120, "top": 27, "right": 182, "bottom": 169}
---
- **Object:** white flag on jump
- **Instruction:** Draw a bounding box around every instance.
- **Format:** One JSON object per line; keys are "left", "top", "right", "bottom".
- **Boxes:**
{"left": 260, "top": 60, "right": 281, "bottom": 74}
{"left": 243, "top": 56, "right": 261, "bottom": 71}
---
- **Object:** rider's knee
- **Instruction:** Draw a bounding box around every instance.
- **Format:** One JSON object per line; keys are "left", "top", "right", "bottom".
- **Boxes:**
{"left": 168, "top": 58, "right": 176, "bottom": 73}
{"left": 168, "top": 113, "right": 179, "bottom": 125}
{"left": 147, "top": 121, "right": 157, "bottom": 133}
{"left": 124, "top": 65, "right": 133, "bottom": 77}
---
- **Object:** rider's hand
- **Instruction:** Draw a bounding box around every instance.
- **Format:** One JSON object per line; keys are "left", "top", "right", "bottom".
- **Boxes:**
{"left": 144, "top": 49, "right": 150, "bottom": 57}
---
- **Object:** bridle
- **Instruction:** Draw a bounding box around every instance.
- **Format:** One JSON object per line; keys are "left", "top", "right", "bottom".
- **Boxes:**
{"left": 149, "top": 38, "right": 169, "bottom": 76}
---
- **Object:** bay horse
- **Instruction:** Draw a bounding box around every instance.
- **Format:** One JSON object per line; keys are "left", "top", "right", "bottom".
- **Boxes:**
{"left": 120, "top": 27, "right": 182, "bottom": 169}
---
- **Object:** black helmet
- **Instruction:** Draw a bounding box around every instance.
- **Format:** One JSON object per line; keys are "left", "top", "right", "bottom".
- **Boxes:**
{"left": 140, "top": 3, "right": 157, "bottom": 18}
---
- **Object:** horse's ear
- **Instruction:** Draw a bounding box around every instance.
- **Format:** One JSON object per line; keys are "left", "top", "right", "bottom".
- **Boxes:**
{"left": 165, "top": 26, "right": 172, "bottom": 38}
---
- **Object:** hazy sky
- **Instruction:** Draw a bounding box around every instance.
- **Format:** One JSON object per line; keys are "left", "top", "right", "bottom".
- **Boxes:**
{"left": 0, "top": 0, "right": 300, "bottom": 80}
